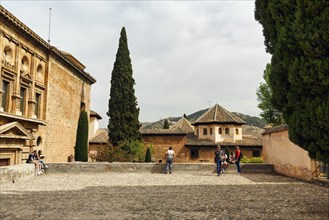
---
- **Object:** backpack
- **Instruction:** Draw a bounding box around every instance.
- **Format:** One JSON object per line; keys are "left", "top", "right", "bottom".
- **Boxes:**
{"left": 239, "top": 152, "right": 243, "bottom": 159}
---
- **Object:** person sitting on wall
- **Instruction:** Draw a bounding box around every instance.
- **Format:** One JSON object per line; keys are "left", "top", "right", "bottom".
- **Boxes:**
{"left": 229, "top": 152, "right": 236, "bottom": 164}
{"left": 36, "top": 150, "right": 48, "bottom": 171}
{"left": 26, "top": 150, "right": 43, "bottom": 176}
{"left": 221, "top": 151, "right": 228, "bottom": 173}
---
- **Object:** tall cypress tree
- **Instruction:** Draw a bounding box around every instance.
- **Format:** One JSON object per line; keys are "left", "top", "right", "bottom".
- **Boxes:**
{"left": 75, "top": 111, "right": 89, "bottom": 162}
{"left": 163, "top": 119, "right": 169, "bottom": 129}
{"left": 255, "top": 0, "right": 329, "bottom": 163}
{"left": 107, "top": 27, "right": 141, "bottom": 146}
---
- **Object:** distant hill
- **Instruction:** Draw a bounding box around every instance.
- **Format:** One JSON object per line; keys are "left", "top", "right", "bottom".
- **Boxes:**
{"left": 141, "top": 108, "right": 267, "bottom": 129}
{"left": 232, "top": 112, "right": 267, "bottom": 128}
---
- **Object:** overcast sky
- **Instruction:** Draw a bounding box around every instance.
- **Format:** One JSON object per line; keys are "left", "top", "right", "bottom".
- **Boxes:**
{"left": 2, "top": 1, "right": 271, "bottom": 128}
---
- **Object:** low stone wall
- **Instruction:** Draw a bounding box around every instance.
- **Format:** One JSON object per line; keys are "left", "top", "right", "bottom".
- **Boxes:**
{"left": 0, "top": 162, "right": 275, "bottom": 183}
{"left": 0, "top": 163, "right": 35, "bottom": 183}
{"left": 46, "top": 162, "right": 274, "bottom": 174}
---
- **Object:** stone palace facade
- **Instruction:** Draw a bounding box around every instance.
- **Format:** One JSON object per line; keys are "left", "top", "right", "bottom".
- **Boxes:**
{"left": 0, "top": 6, "right": 96, "bottom": 165}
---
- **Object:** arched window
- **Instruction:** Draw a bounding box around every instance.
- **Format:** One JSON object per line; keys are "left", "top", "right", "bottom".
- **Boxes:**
{"left": 218, "top": 127, "right": 222, "bottom": 134}
{"left": 36, "top": 64, "right": 43, "bottom": 81}
{"left": 225, "top": 127, "right": 229, "bottom": 134}
{"left": 4, "top": 46, "right": 13, "bottom": 62}
{"left": 210, "top": 128, "right": 213, "bottom": 135}
{"left": 235, "top": 128, "right": 239, "bottom": 135}
{"left": 21, "top": 56, "right": 29, "bottom": 73}
{"left": 203, "top": 128, "right": 207, "bottom": 135}
{"left": 37, "top": 136, "right": 42, "bottom": 146}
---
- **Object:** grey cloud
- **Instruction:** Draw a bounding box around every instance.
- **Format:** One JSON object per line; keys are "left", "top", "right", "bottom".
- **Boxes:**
{"left": 2, "top": 1, "right": 271, "bottom": 127}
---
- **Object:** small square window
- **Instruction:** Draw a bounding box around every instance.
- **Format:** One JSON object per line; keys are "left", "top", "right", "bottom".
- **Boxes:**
{"left": 191, "top": 149, "right": 199, "bottom": 158}
{"left": 252, "top": 150, "right": 260, "bottom": 157}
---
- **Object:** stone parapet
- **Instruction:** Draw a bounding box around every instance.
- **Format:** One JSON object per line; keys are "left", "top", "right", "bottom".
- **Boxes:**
{"left": 0, "top": 163, "right": 275, "bottom": 183}
{"left": 45, "top": 162, "right": 274, "bottom": 174}
{"left": 0, "top": 163, "right": 35, "bottom": 183}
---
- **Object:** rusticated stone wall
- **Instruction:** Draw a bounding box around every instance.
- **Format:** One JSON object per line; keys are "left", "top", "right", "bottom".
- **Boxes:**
{"left": 0, "top": 6, "right": 94, "bottom": 165}
{"left": 45, "top": 59, "right": 91, "bottom": 162}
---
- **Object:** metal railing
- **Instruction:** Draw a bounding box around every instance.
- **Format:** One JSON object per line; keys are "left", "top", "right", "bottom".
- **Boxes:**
{"left": 312, "top": 162, "right": 329, "bottom": 179}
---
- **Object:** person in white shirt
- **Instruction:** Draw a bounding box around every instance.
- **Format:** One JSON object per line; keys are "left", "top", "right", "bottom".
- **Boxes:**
{"left": 165, "top": 146, "right": 175, "bottom": 174}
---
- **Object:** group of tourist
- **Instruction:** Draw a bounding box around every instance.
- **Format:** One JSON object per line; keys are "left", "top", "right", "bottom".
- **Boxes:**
{"left": 214, "top": 145, "right": 241, "bottom": 176}
{"left": 164, "top": 145, "right": 242, "bottom": 176}
{"left": 26, "top": 150, "right": 48, "bottom": 176}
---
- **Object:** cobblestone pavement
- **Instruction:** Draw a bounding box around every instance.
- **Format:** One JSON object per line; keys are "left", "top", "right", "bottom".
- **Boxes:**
{"left": 0, "top": 172, "right": 328, "bottom": 219}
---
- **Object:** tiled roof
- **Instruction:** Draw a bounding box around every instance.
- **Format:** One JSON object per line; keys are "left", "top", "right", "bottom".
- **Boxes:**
{"left": 170, "top": 117, "right": 194, "bottom": 133}
{"left": 89, "top": 129, "right": 108, "bottom": 144}
{"left": 193, "top": 104, "right": 245, "bottom": 125}
{"left": 262, "top": 124, "right": 288, "bottom": 135}
{"left": 185, "top": 133, "right": 262, "bottom": 147}
{"left": 140, "top": 128, "right": 187, "bottom": 135}
{"left": 90, "top": 110, "right": 102, "bottom": 120}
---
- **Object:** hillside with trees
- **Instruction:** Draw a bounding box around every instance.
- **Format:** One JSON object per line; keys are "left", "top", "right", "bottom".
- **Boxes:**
{"left": 141, "top": 108, "right": 267, "bottom": 130}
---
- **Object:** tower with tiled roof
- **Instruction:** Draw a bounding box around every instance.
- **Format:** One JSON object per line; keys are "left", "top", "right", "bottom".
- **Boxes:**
{"left": 192, "top": 104, "right": 245, "bottom": 143}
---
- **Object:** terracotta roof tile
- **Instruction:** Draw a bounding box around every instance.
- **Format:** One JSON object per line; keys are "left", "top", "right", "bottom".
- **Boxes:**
{"left": 193, "top": 104, "right": 245, "bottom": 125}
{"left": 90, "top": 110, "right": 102, "bottom": 120}
{"left": 262, "top": 124, "right": 288, "bottom": 135}
{"left": 170, "top": 117, "right": 194, "bottom": 133}
{"left": 89, "top": 129, "right": 108, "bottom": 144}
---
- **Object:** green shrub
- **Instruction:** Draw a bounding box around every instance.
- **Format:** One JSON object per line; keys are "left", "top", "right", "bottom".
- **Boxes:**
{"left": 249, "top": 157, "right": 264, "bottom": 163}
{"left": 108, "top": 140, "right": 146, "bottom": 162}
{"left": 95, "top": 144, "right": 110, "bottom": 162}
{"left": 240, "top": 156, "right": 249, "bottom": 163}
{"left": 145, "top": 148, "right": 152, "bottom": 162}
{"left": 240, "top": 156, "right": 264, "bottom": 163}
{"left": 74, "top": 111, "right": 89, "bottom": 162}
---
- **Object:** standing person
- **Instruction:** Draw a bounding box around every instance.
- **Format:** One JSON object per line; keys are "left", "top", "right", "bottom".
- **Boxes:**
{"left": 165, "top": 146, "right": 175, "bottom": 174}
{"left": 235, "top": 146, "right": 241, "bottom": 174}
{"left": 214, "top": 145, "right": 222, "bottom": 176}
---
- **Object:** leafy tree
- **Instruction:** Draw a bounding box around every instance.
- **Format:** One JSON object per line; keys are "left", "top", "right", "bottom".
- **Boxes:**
{"left": 107, "top": 27, "right": 141, "bottom": 147}
{"left": 108, "top": 140, "right": 145, "bottom": 162}
{"left": 163, "top": 119, "right": 169, "bottom": 129}
{"left": 74, "top": 111, "right": 89, "bottom": 162}
{"left": 255, "top": 0, "right": 329, "bottom": 163}
{"left": 256, "top": 63, "right": 284, "bottom": 126}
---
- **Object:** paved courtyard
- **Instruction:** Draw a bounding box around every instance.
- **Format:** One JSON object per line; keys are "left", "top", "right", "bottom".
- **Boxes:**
{"left": 0, "top": 172, "right": 328, "bottom": 219}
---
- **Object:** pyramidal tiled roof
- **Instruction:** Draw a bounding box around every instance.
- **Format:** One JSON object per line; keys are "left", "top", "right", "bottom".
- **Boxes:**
{"left": 89, "top": 128, "right": 108, "bottom": 144}
{"left": 193, "top": 104, "right": 245, "bottom": 125}
{"left": 170, "top": 117, "right": 194, "bottom": 133}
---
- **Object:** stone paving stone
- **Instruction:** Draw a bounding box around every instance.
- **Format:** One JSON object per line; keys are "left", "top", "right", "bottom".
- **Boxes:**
{"left": 0, "top": 173, "right": 328, "bottom": 219}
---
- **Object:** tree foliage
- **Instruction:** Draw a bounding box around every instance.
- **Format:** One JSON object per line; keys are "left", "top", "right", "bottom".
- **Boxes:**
{"left": 107, "top": 27, "right": 141, "bottom": 147}
{"left": 145, "top": 147, "right": 152, "bottom": 162}
{"left": 256, "top": 63, "right": 284, "bottom": 126}
{"left": 255, "top": 0, "right": 329, "bottom": 163}
{"left": 108, "top": 140, "right": 145, "bottom": 162}
{"left": 163, "top": 119, "right": 169, "bottom": 129}
{"left": 75, "top": 111, "right": 89, "bottom": 162}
